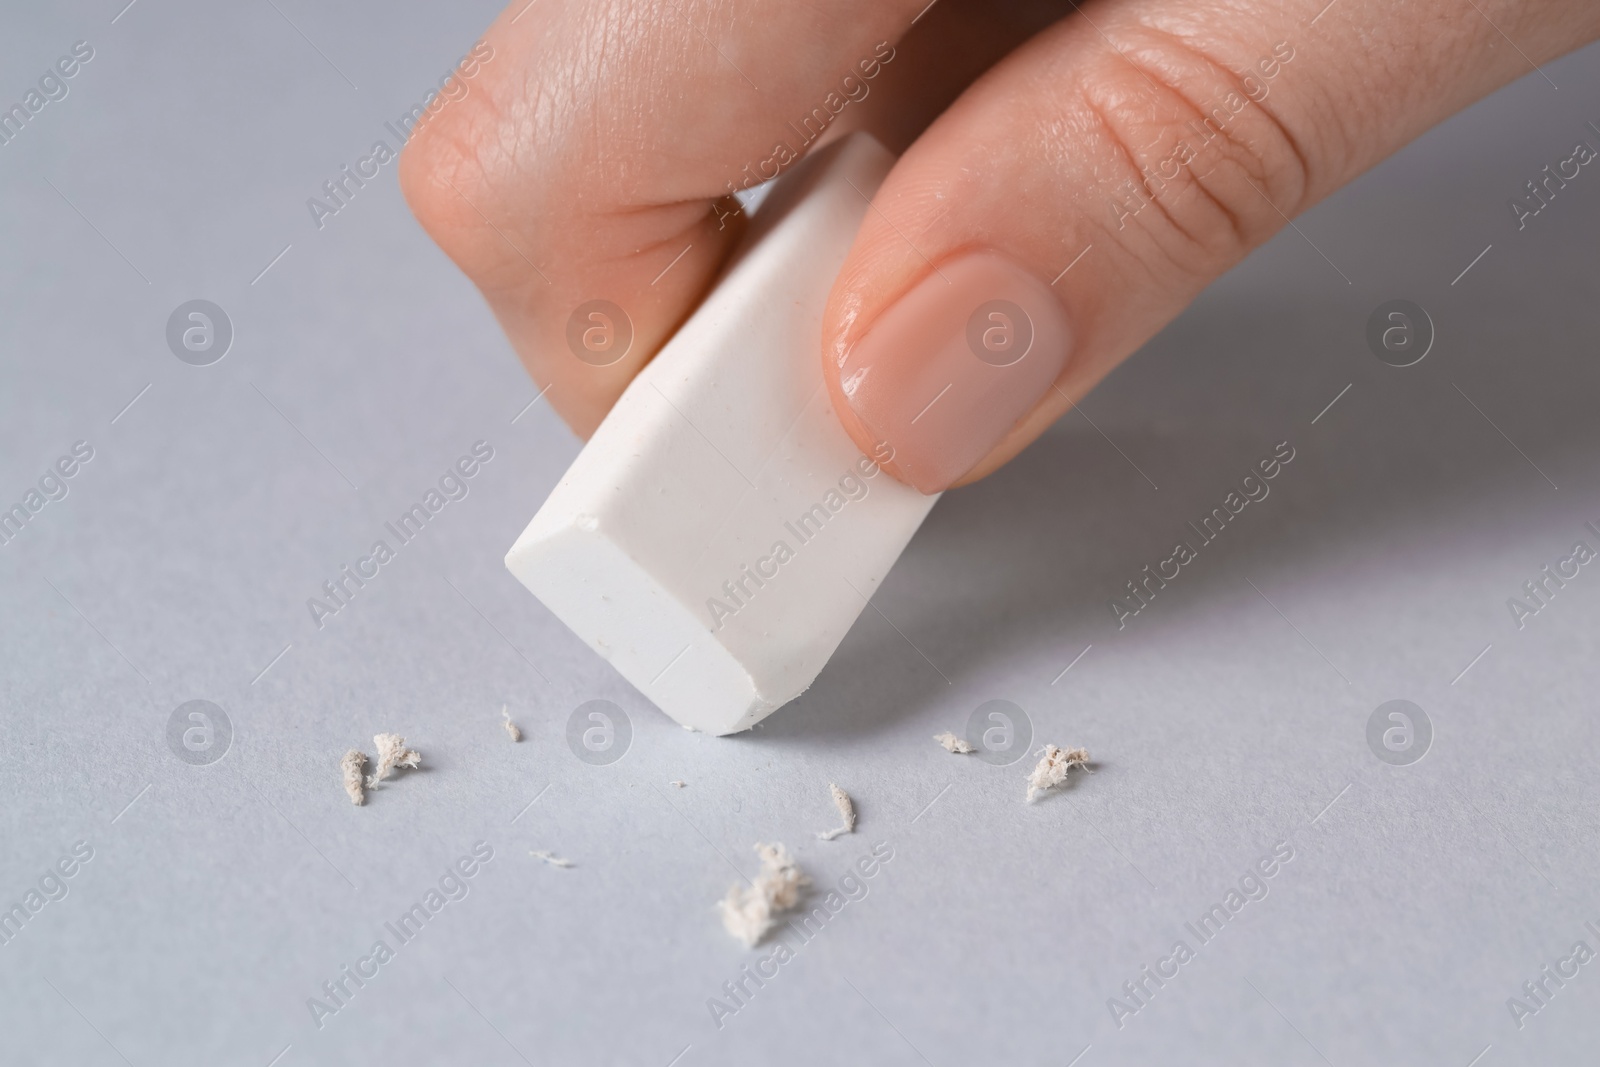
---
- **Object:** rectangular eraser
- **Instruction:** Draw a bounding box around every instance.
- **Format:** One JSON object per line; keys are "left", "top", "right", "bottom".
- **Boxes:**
{"left": 505, "top": 134, "right": 938, "bottom": 734}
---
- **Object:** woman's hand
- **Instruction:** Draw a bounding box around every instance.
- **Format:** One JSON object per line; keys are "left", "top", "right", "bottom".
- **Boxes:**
{"left": 400, "top": 0, "right": 1600, "bottom": 492}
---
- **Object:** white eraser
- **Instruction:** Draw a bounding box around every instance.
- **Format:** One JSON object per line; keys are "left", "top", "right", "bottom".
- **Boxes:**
{"left": 506, "top": 134, "right": 937, "bottom": 734}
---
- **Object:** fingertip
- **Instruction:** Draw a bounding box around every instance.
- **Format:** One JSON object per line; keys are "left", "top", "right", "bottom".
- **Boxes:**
{"left": 828, "top": 250, "right": 1071, "bottom": 494}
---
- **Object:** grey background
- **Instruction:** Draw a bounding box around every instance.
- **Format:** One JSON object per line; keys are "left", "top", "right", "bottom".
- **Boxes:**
{"left": 3, "top": 1, "right": 1599, "bottom": 1064}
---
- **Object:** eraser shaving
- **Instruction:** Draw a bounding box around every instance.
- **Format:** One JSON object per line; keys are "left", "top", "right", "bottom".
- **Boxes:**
{"left": 719, "top": 842, "right": 808, "bottom": 947}
{"left": 341, "top": 750, "right": 367, "bottom": 806}
{"left": 1026, "top": 745, "right": 1089, "bottom": 803}
{"left": 815, "top": 783, "right": 856, "bottom": 841}
{"left": 366, "top": 733, "right": 420, "bottom": 789}
{"left": 530, "top": 850, "right": 573, "bottom": 868}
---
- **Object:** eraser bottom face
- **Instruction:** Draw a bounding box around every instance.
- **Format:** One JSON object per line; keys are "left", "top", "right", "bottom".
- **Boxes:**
{"left": 506, "top": 135, "right": 938, "bottom": 735}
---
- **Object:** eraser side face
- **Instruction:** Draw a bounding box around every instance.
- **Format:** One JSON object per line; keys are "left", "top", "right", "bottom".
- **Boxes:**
{"left": 506, "top": 134, "right": 938, "bottom": 734}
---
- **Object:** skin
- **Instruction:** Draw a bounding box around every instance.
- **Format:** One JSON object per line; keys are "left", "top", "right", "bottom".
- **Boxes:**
{"left": 399, "top": 0, "right": 1600, "bottom": 492}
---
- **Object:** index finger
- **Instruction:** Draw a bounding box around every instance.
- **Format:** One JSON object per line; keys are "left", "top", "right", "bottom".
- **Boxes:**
{"left": 399, "top": 0, "right": 930, "bottom": 437}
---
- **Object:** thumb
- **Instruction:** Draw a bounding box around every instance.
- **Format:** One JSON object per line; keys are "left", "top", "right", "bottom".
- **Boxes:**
{"left": 823, "top": 0, "right": 1600, "bottom": 493}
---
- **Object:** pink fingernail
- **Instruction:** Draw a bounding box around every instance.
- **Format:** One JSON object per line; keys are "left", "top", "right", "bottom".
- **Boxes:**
{"left": 838, "top": 250, "right": 1072, "bottom": 493}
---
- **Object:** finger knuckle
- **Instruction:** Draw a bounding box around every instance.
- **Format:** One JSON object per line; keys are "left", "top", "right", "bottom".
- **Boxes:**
{"left": 1076, "top": 24, "right": 1312, "bottom": 277}
{"left": 397, "top": 79, "right": 532, "bottom": 291}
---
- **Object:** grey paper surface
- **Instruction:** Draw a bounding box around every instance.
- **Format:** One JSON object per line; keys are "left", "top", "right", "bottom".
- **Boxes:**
{"left": 3, "top": 3, "right": 1599, "bottom": 1065}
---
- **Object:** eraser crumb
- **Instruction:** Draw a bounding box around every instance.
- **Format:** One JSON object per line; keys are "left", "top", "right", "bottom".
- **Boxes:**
{"left": 366, "top": 733, "right": 421, "bottom": 789}
{"left": 502, "top": 704, "right": 522, "bottom": 742}
{"left": 934, "top": 731, "right": 975, "bottom": 754}
{"left": 530, "top": 850, "right": 574, "bottom": 868}
{"left": 719, "top": 843, "right": 808, "bottom": 947}
{"left": 341, "top": 750, "right": 367, "bottom": 806}
{"left": 1026, "top": 745, "right": 1089, "bottom": 803}
{"left": 815, "top": 783, "right": 856, "bottom": 841}
{"left": 671, "top": 780, "right": 687, "bottom": 788}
